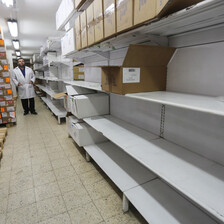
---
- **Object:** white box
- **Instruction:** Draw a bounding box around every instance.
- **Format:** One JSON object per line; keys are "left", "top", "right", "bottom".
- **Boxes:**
{"left": 71, "top": 93, "right": 109, "bottom": 119}
{"left": 61, "top": 28, "right": 76, "bottom": 56}
{"left": 64, "top": 85, "right": 95, "bottom": 112}
{"left": 66, "top": 116, "right": 107, "bottom": 146}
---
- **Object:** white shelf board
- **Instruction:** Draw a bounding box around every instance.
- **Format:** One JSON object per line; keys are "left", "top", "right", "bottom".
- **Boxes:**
{"left": 125, "top": 179, "right": 217, "bottom": 224}
{"left": 84, "top": 115, "right": 158, "bottom": 150}
{"left": 36, "top": 77, "right": 61, "bottom": 82}
{"left": 66, "top": 0, "right": 224, "bottom": 59}
{"left": 84, "top": 115, "right": 224, "bottom": 223}
{"left": 50, "top": 61, "right": 70, "bottom": 67}
{"left": 126, "top": 91, "right": 224, "bottom": 116}
{"left": 64, "top": 80, "right": 103, "bottom": 92}
{"left": 84, "top": 142, "right": 156, "bottom": 192}
{"left": 36, "top": 85, "right": 62, "bottom": 99}
{"left": 41, "top": 97, "right": 66, "bottom": 117}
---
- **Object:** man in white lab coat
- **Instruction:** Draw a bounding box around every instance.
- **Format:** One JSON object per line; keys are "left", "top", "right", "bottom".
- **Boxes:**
{"left": 12, "top": 58, "right": 37, "bottom": 115}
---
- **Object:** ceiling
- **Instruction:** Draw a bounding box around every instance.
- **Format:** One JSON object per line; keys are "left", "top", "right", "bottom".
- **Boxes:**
{"left": 0, "top": 0, "right": 64, "bottom": 59}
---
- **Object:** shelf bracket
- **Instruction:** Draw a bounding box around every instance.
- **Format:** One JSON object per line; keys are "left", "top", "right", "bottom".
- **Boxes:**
{"left": 145, "top": 34, "right": 169, "bottom": 46}
{"left": 94, "top": 51, "right": 110, "bottom": 60}
{"left": 160, "top": 104, "right": 166, "bottom": 138}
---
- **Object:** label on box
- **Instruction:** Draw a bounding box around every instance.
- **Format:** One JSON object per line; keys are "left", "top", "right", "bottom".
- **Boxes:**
{"left": 78, "top": 75, "right": 84, "bottom": 79}
{"left": 6, "top": 106, "right": 14, "bottom": 112}
{"left": 123, "top": 68, "right": 140, "bottom": 83}
{"left": 5, "top": 95, "right": 12, "bottom": 100}
{"left": 79, "top": 68, "right": 84, "bottom": 72}
{"left": 2, "top": 72, "right": 9, "bottom": 77}
{"left": 1, "top": 112, "right": 7, "bottom": 117}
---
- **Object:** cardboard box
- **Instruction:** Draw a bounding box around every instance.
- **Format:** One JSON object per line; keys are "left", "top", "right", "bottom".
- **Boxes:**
{"left": 0, "top": 39, "right": 4, "bottom": 46}
{"left": 94, "top": 0, "right": 104, "bottom": 42}
{"left": 66, "top": 116, "right": 107, "bottom": 146}
{"left": 0, "top": 53, "right": 6, "bottom": 59}
{"left": 116, "top": 0, "right": 133, "bottom": 32}
{"left": 87, "top": 3, "right": 95, "bottom": 46}
{"left": 104, "top": 0, "right": 116, "bottom": 38}
{"left": 101, "top": 44, "right": 176, "bottom": 94}
{"left": 75, "top": 17, "right": 82, "bottom": 50}
{"left": 73, "top": 65, "right": 85, "bottom": 80}
{"left": 80, "top": 11, "right": 88, "bottom": 48}
{"left": 71, "top": 93, "right": 109, "bottom": 119}
{"left": 157, "top": 0, "right": 204, "bottom": 18}
{"left": 134, "top": 0, "right": 156, "bottom": 25}
{"left": 75, "top": 0, "right": 86, "bottom": 9}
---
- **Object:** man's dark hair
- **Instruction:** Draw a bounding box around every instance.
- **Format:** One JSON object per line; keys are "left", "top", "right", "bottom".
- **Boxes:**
{"left": 17, "top": 57, "right": 25, "bottom": 62}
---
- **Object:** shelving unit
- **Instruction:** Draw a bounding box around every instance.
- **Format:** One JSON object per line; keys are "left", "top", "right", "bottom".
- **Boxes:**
{"left": 54, "top": 0, "right": 224, "bottom": 223}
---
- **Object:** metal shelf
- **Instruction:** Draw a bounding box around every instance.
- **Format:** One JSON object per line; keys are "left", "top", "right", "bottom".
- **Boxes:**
{"left": 126, "top": 91, "right": 224, "bottom": 117}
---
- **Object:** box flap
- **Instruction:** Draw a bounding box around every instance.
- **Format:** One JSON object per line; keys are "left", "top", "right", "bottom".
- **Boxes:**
{"left": 53, "top": 92, "right": 66, "bottom": 99}
{"left": 122, "top": 45, "right": 176, "bottom": 67}
{"left": 157, "top": 0, "right": 203, "bottom": 18}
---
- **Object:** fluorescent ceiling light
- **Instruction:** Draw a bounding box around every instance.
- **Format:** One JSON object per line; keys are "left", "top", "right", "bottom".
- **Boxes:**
{"left": 7, "top": 19, "right": 18, "bottom": 37}
{"left": 15, "top": 50, "right": 20, "bottom": 56}
{"left": 12, "top": 40, "right": 19, "bottom": 50}
{"left": 2, "top": 0, "right": 13, "bottom": 7}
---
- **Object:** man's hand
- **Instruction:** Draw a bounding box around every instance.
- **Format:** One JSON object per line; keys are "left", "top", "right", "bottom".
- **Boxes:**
{"left": 18, "top": 82, "right": 22, "bottom": 86}
{"left": 29, "top": 81, "right": 33, "bottom": 84}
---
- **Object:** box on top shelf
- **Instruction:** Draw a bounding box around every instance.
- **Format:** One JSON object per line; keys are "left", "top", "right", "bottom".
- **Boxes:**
{"left": 75, "top": 16, "right": 82, "bottom": 51}
{"left": 104, "top": 0, "right": 116, "bottom": 38}
{"left": 116, "top": 0, "right": 133, "bottom": 33}
{"left": 71, "top": 93, "right": 109, "bottom": 119}
{"left": 87, "top": 3, "right": 95, "bottom": 46}
{"left": 157, "top": 0, "right": 204, "bottom": 18}
{"left": 61, "top": 28, "right": 76, "bottom": 56}
{"left": 134, "top": 0, "right": 156, "bottom": 26}
{"left": 101, "top": 44, "right": 176, "bottom": 95}
{"left": 94, "top": 0, "right": 104, "bottom": 42}
{"left": 80, "top": 11, "right": 88, "bottom": 48}
{"left": 75, "top": 0, "right": 86, "bottom": 9}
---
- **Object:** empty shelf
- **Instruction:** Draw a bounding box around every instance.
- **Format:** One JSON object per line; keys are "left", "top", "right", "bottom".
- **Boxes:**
{"left": 84, "top": 142, "right": 156, "bottom": 192}
{"left": 124, "top": 179, "right": 217, "bottom": 224}
{"left": 126, "top": 91, "right": 224, "bottom": 116}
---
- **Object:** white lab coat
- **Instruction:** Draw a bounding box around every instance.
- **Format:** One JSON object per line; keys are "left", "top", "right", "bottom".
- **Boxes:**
{"left": 12, "top": 66, "right": 36, "bottom": 99}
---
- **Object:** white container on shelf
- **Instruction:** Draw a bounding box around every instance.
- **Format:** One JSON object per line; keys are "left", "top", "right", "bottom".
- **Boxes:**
{"left": 71, "top": 93, "right": 110, "bottom": 119}
{"left": 66, "top": 116, "right": 107, "bottom": 146}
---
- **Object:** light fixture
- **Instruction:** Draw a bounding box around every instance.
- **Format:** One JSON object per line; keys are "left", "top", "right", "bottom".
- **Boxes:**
{"left": 12, "top": 40, "right": 19, "bottom": 50}
{"left": 7, "top": 19, "right": 18, "bottom": 37}
{"left": 2, "top": 0, "right": 13, "bottom": 7}
{"left": 15, "top": 50, "right": 20, "bottom": 57}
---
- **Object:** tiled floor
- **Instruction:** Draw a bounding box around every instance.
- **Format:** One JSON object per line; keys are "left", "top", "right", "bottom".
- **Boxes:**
{"left": 0, "top": 97, "right": 147, "bottom": 224}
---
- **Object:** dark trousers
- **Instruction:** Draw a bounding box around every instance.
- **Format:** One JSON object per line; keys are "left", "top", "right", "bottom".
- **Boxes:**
{"left": 21, "top": 98, "right": 35, "bottom": 113}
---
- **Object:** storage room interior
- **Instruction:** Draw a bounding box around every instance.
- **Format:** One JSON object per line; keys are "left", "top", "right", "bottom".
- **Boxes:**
{"left": 0, "top": 0, "right": 224, "bottom": 224}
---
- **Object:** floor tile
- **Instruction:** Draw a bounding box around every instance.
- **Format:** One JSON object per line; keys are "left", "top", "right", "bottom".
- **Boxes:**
{"left": 85, "top": 179, "right": 115, "bottom": 200}
{"left": 94, "top": 193, "right": 123, "bottom": 220}
{"left": 7, "top": 188, "right": 36, "bottom": 212}
{"left": 39, "top": 212, "right": 71, "bottom": 224}
{"left": 0, "top": 214, "right": 6, "bottom": 224}
{"left": 0, "top": 170, "right": 11, "bottom": 184}
{"left": 54, "top": 166, "right": 77, "bottom": 181}
{"left": 35, "top": 182, "right": 61, "bottom": 201}
{"left": 33, "top": 171, "right": 56, "bottom": 187}
{"left": 48, "top": 151, "right": 67, "bottom": 161}
{"left": 37, "top": 196, "right": 67, "bottom": 222}
{"left": 32, "top": 162, "right": 52, "bottom": 175}
{"left": 79, "top": 169, "right": 105, "bottom": 186}
{"left": 6, "top": 203, "right": 38, "bottom": 224}
{"left": 0, "top": 182, "right": 9, "bottom": 200}
{"left": 104, "top": 213, "right": 144, "bottom": 224}
{"left": 63, "top": 186, "right": 92, "bottom": 211}
{"left": 69, "top": 202, "right": 103, "bottom": 224}
{"left": 0, "top": 198, "right": 7, "bottom": 215}
{"left": 31, "top": 155, "right": 50, "bottom": 166}
{"left": 46, "top": 145, "right": 62, "bottom": 154}
{"left": 73, "top": 160, "right": 95, "bottom": 175}
{"left": 10, "top": 165, "right": 32, "bottom": 181}
{"left": 57, "top": 176, "right": 82, "bottom": 194}
{"left": 10, "top": 176, "right": 34, "bottom": 194}
{"left": 51, "top": 158, "right": 71, "bottom": 170}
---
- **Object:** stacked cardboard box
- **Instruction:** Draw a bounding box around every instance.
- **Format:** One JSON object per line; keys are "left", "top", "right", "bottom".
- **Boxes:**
{"left": 73, "top": 64, "right": 85, "bottom": 80}
{"left": 71, "top": 0, "right": 204, "bottom": 51}
{"left": 0, "top": 28, "right": 16, "bottom": 124}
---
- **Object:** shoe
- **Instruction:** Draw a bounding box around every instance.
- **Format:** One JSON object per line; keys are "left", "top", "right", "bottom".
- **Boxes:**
{"left": 31, "top": 111, "right": 38, "bottom": 115}
{"left": 24, "top": 112, "right": 29, "bottom": 115}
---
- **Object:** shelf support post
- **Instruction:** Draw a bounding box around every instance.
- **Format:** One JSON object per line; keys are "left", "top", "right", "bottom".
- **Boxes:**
{"left": 122, "top": 194, "right": 129, "bottom": 213}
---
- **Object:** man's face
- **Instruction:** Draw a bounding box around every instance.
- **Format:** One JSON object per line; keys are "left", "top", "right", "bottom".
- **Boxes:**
{"left": 18, "top": 59, "right": 25, "bottom": 68}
